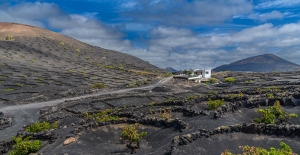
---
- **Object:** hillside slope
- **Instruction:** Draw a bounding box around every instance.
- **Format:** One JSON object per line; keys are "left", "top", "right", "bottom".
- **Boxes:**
{"left": 0, "top": 22, "right": 165, "bottom": 103}
{"left": 213, "top": 54, "right": 300, "bottom": 72}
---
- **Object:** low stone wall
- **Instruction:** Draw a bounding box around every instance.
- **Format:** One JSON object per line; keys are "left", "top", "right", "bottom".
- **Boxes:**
{"left": 0, "top": 112, "right": 12, "bottom": 130}
{"left": 170, "top": 123, "right": 300, "bottom": 154}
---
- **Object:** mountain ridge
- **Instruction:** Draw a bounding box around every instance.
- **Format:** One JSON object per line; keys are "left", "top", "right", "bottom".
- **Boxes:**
{"left": 213, "top": 54, "right": 300, "bottom": 72}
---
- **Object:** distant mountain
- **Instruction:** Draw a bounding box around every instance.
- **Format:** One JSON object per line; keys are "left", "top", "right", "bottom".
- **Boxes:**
{"left": 213, "top": 54, "right": 300, "bottom": 72}
{"left": 165, "top": 67, "right": 178, "bottom": 73}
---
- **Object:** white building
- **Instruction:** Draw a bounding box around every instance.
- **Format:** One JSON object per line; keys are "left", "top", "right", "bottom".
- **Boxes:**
{"left": 192, "top": 69, "right": 211, "bottom": 78}
{"left": 202, "top": 69, "right": 211, "bottom": 78}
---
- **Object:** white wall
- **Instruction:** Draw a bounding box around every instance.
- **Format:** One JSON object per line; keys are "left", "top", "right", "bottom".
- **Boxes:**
{"left": 202, "top": 69, "right": 211, "bottom": 78}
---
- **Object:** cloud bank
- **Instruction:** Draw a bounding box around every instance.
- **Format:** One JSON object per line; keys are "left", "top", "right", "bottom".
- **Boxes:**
{"left": 0, "top": 1, "right": 300, "bottom": 70}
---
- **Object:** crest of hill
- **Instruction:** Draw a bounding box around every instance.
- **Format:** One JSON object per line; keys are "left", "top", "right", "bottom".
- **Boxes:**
{"left": 0, "top": 22, "right": 165, "bottom": 103}
{"left": 165, "top": 67, "right": 178, "bottom": 73}
{"left": 0, "top": 22, "right": 85, "bottom": 47}
{"left": 213, "top": 54, "right": 300, "bottom": 72}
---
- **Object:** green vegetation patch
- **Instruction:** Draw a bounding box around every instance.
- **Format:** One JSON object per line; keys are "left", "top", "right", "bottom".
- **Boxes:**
{"left": 207, "top": 99, "right": 224, "bottom": 110}
{"left": 2, "top": 88, "right": 15, "bottom": 92}
{"left": 209, "top": 78, "right": 218, "bottom": 84}
{"left": 31, "top": 59, "right": 38, "bottom": 63}
{"left": 85, "top": 109, "right": 119, "bottom": 122}
{"left": 9, "top": 136, "right": 42, "bottom": 155}
{"left": 266, "top": 93, "right": 275, "bottom": 99}
{"left": 185, "top": 95, "right": 199, "bottom": 101}
{"left": 16, "top": 83, "right": 24, "bottom": 87}
{"left": 74, "top": 48, "right": 80, "bottom": 52}
{"left": 224, "top": 77, "right": 236, "bottom": 83}
{"left": 36, "top": 78, "right": 44, "bottom": 82}
{"left": 26, "top": 121, "right": 58, "bottom": 133}
{"left": 222, "top": 142, "right": 297, "bottom": 155}
{"left": 162, "top": 72, "right": 173, "bottom": 77}
{"left": 253, "top": 100, "right": 297, "bottom": 124}
{"left": 106, "top": 65, "right": 115, "bottom": 69}
{"left": 121, "top": 123, "right": 147, "bottom": 148}
{"left": 90, "top": 83, "right": 106, "bottom": 89}
{"left": 5, "top": 35, "right": 14, "bottom": 41}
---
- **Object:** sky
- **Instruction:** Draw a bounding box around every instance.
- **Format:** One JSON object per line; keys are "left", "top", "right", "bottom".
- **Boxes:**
{"left": 1, "top": 0, "right": 300, "bottom": 70}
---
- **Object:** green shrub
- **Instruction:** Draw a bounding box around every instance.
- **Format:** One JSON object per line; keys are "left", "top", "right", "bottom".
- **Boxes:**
{"left": 162, "top": 72, "right": 173, "bottom": 77}
{"left": 224, "top": 77, "right": 236, "bottom": 83}
{"left": 26, "top": 121, "right": 58, "bottom": 133}
{"left": 106, "top": 65, "right": 115, "bottom": 69}
{"left": 159, "top": 108, "right": 172, "bottom": 119}
{"left": 237, "top": 92, "right": 244, "bottom": 98}
{"left": 221, "top": 142, "right": 297, "bottom": 155}
{"left": 74, "top": 48, "right": 80, "bottom": 52}
{"left": 254, "top": 100, "right": 297, "bottom": 124}
{"left": 2, "top": 88, "right": 15, "bottom": 92}
{"left": 185, "top": 95, "right": 199, "bottom": 101}
{"left": 9, "top": 136, "right": 42, "bottom": 155}
{"left": 266, "top": 93, "right": 275, "bottom": 99}
{"left": 207, "top": 99, "right": 224, "bottom": 110}
{"left": 85, "top": 109, "right": 119, "bottom": 122}
{"left": 228, "top": 94, "right": 234, "bottom": 99}
{"left": 126, "top": 81, "right": 139, "bottom": 88}
{"left": 90, "top": 83, "right": 106, "bottom": 89}
{"left": 5, "top": 35, "right": 14, "bottom": 41}
{"left": 121, "top": 123, "right": 147, "bottom": 148}
{"left": 209, "top": 78, "right": 218, "bottom": 84}
{"left": 31, "top": 59, "right": 38, "bottom": 63}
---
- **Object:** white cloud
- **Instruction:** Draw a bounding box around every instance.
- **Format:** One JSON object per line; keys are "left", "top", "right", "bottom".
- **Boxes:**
{"left": 0, "top": 2, "right": 61, "bottom": 27}
{"left": 123, "top": 0, "right": 253, "bottom": 26}
{"left": 248, "top": 11, "right": 284, "bottom": 21}
{"left": 48, "top": 14, "right": 132, "bottom": 52}
{"left": 0, "top": 11, "right": 45, "bottom": 28}
{"left": 256, "top": 0, "right": 300, "bottom": 9}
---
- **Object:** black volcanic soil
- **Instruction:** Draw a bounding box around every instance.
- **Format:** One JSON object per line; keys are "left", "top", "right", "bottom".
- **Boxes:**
{"left": 2, "top": 71, "right": 300, "bottom": 154}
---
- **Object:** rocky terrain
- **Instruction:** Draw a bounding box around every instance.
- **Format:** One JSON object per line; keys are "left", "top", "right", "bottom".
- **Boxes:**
{"left": 1, "top": 23, "right": 300, "bottom": 155}
{"left": 213, "top": 53, "right": 300, "bottom": 72}
{"left": 1, "top": 70, "right": 300, "bottom": 154}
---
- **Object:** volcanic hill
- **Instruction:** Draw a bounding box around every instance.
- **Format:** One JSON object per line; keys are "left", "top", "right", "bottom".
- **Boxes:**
{"left": 165, "top": 67, "right": 178, "bottom": 73}
{"left": 213, "top": 53, "right": 300, "bottom": 72}
{"left": 0, "top": 22, "right": 165, "bottom": 103}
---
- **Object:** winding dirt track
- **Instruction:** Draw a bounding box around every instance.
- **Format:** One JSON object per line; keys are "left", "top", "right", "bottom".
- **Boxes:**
{"left": 0, "top": 77, "right": 173, "bottom": 141}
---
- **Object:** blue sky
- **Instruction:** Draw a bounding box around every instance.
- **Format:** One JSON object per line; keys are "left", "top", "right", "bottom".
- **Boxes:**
{"left": 1, "top": 0, "right": 300, "bottom": 70}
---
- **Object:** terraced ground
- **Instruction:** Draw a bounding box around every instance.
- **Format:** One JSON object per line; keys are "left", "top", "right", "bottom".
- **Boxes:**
{"left": 0, "top": 23, "right": 166, "bottom": 104}
{"left": 2, "top": 71, "right": 300, "bottom": 154}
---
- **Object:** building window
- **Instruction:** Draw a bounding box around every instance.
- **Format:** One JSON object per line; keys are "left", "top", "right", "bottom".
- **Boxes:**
{"left": 206, "top": 71, "right": 209, "bottom": 74}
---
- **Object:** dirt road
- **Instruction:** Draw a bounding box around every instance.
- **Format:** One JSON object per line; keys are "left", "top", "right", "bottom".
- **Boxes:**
{"left": 0, "top": 77, "right": 173, "bottom": 141}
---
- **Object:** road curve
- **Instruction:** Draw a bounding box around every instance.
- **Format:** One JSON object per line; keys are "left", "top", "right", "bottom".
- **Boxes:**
{"left": 0, "top": 77, "right": 172, "bottom": 141}
{"left": 0, "top": 77, "right": 172, "bottom": 112}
